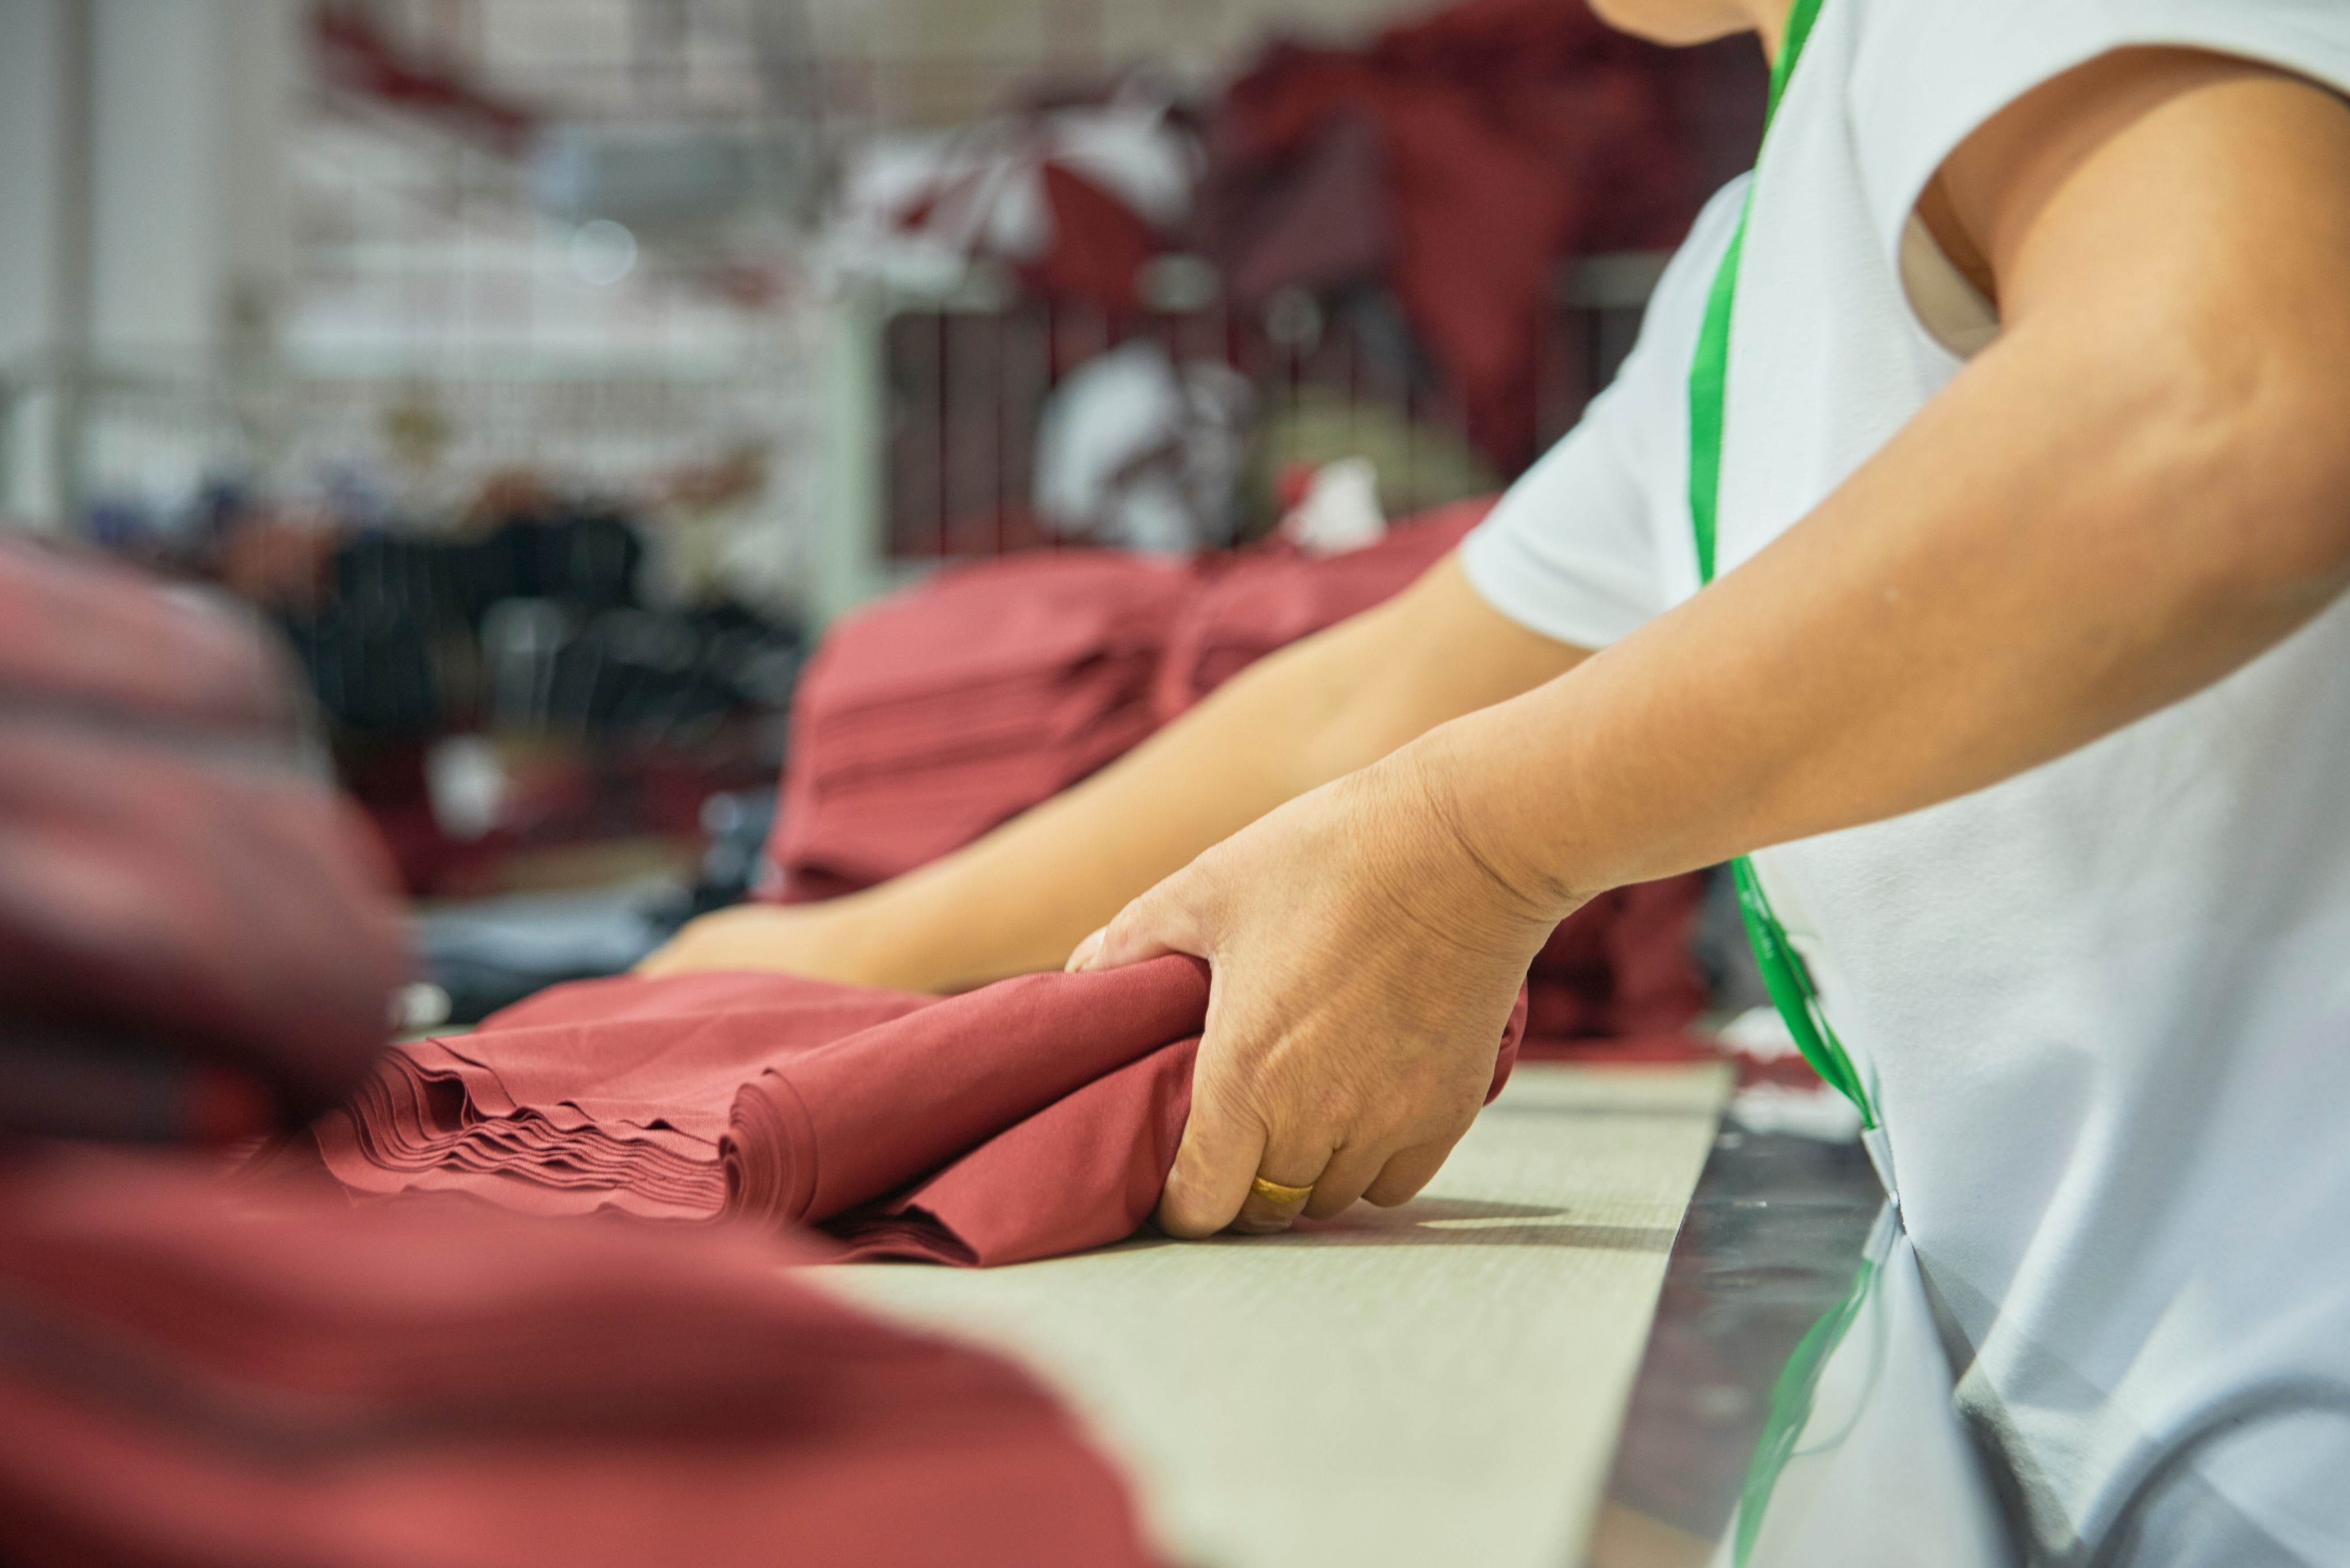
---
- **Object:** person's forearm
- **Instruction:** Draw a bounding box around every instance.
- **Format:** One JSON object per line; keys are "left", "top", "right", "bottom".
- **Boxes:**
{"left": 834, "top": 558, "right": 1584, "bottom": 990}
{"left": 1419, "top": 293, "right": 2350, "bottom": 919}
{"left": 837, "top": 629, "right": 1364, "bottom": 989}
{"left": 1414, "top": 62, "right": 2350, "bottom": 919}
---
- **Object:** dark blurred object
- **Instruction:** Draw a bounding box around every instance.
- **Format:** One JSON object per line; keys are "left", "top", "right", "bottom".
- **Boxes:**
{"left": 412, "top": 789, "right": 775, "bottom": 1025}
{"left": 252, "top": 504, "right": 801, "bottom": 897}
{"left": 0, "top": 535, "right": 408, "bottom": 1140}
{"left": 311, "top": 2, "right": 534, "bottom": 154}
{"left": 412, "top": 884, "right": 676, "bottom": 1029}
{"left": 1201, "top": 0, "right": 1767, "bottom": 468}
{"left": 0, "top": 1147, "right": 1153, "bottom": 1568}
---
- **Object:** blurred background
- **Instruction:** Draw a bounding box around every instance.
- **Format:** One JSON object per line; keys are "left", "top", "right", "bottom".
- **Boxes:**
{"left": 0, "top": 0, "right": 1762, "bottom": 1003}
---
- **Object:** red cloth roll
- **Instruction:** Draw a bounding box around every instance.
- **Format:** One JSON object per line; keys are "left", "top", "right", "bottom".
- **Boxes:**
{"left": 822, "top": 982, "right": 1527, "bottom": 1267}
{"left": 721, "top": 958, "right": 1214, "bottom": 1231}
{"left": 311, "top": 957, "right": 1528, "bottom": 1268}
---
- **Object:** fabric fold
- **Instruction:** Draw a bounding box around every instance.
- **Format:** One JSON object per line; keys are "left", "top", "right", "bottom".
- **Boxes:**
{"left": 309, "top": 957, "right": 1528, "bottom": 1269}
{"left": 720, "top": 957, "right": 1213, "bottom": 1231}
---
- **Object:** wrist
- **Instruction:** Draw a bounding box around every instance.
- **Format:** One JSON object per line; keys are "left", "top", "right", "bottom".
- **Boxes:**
{"left": 1349, "top": 742, "right": 1578, "bottom": 975}
{"left": 1394, "top": 718, "right": 1592, "bottom": 931}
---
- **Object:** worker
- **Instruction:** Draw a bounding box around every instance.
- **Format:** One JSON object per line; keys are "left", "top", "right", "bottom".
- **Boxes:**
{"left": 649, "top": 1, "right": 2350, "bottom": 1557}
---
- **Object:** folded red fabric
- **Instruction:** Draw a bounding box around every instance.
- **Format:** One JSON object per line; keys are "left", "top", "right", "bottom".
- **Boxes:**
{"left": 770, "top": 551, "right": 1191, "bottom": 896}
{"left": 312, "top": 956, "right": 1528, "bottom": 1267}
{"left": 1150, "top": 499, "right": 1497, "bottom": 723}
{"left": 762, "top": 508, "right": 1499, "bottom": 900}
{"left": 0, "top": 1149, "right": 1153, "bottom": 1568}
{"left": 313, "top": 972, "right": 937, "bottom": 1220}
{"left": 720, "top": 958, "right": 1214, "bottom": 1233}
{"left": 0, "top": 536, "right": 407, "bottom": 1141}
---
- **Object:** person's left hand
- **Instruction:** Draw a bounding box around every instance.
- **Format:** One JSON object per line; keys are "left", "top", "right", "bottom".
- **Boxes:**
{"left": 1068, "top": 743, "right": 1569, "bottom": 1237}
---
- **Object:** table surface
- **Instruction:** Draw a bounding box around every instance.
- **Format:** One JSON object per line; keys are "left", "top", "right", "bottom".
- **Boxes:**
{"left": 819, "top": 1061, "right": 1734, "bottom": 1568}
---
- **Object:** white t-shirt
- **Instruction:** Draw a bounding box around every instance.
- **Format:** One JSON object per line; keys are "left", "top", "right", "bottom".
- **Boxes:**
{"left": 1460, "top": 3, "right": 2350, "bottom": 1561}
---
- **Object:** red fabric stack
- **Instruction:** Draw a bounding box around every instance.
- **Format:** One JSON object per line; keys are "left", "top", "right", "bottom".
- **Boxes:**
{"left": 772, "top": 550, "right": 1194, "bottom": 898}
{"left": 0, "top": 1150, "right": 1153, "bottom": 1568}
{"left": 1153, "top": 497, "right": 1495, "bottom": 722}
{"left": 308, "top": 956, "right": 1527, "bottom": 1269}
{"left": 0, "top": 535, "right": 408, "bottom": 1141}
{"left": 764, "top": 505, "right": 1493, "bottom": 900}
{"left": 761, "top": 499, "right": 1713, "bottom": 1057}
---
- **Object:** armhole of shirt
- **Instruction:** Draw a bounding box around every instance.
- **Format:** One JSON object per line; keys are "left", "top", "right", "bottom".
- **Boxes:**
{"left": 1898, "top": 213, "right": 1999, "bottom": 360}
{"left": 1853, "top": 2, "right": 2350, "bottom": 372}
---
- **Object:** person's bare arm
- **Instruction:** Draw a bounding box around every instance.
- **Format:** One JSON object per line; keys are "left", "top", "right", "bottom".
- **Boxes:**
{"left": 639, "top": 555, "right": 1585, "bottom": 991}
{"left": 1075, "top": 51, "right": 2350, "bottom": 1236}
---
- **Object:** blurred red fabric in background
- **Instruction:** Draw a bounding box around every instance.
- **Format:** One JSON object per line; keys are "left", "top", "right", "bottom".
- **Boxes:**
{"left": 761, "top": 501, "right": 1711, "bottom": 1057}
{"left": 0, "top": 1150, "right": 1153, "bottom": 1568}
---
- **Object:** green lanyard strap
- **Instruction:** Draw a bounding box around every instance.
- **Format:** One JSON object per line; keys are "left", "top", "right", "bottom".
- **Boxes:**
{"left": 1686, "top": 0, "right": 1875, "bottom": 1130}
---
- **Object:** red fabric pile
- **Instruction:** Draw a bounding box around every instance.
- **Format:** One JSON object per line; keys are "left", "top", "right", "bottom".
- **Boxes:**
{"left": 768, "top": 504, "right": 1492, "bottom": 898}
{"left": 308, "top": 955, "right": 1528, "bottom": 1269}
{"left": 761, "top": 499, "right": 1713, "bottom": 1057}
{"left": 0, "top": 535, "right": 407, "bottom": 1141}
{"left": 0, "top": 538, "right": 1158, "bottom": 1565}
{"left": 0, "top": 1150, "right": 1152, "bottom": 1568}
{"left": 1200, "top": 0, "right": 1732, "bottom": 469}
{"left": 1152, "top": 496, "right": 1495, "bottom": 722}
{"left": 773, "top": 550, "right": 1194, "bottom": 899}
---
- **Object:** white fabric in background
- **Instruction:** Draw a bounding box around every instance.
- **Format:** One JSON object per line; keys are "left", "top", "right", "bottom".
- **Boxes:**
{"left": 1460, "top": 3, "right": 2350, "bottom": 1560}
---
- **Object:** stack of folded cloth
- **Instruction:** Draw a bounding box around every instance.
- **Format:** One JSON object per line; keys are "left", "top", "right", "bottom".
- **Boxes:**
{"left": 771, "top": 551, "right": 1195, "bottom": 898}
{"left": 763, "top": 504, "right": 1493, "bottom": 901}
{"left": 759, "top": 497, "right": 1714, "bottom": 1055}
{"left": 1150, "top": 497, "right": 1497, "bottom": 722}
{"left": 302, "top": 955, "right": 1527, "bottom": 1269}
{"left": 0, "top": 1150, "right": 1151, "bottom": 1568}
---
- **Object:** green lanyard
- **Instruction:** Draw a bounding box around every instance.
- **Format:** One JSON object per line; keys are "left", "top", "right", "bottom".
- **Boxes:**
{"left": 1686, "top": 0, "right": 1876, "bottom": 1130}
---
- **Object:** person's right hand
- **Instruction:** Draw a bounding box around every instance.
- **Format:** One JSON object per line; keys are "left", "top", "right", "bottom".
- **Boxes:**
{"left": 636, "top": 901, "right": 875, "bottom": 983}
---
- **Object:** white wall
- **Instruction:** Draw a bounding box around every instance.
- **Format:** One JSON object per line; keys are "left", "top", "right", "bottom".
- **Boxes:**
{"left": 0, "top": 0, "right": 296, "bottom": 522}
{"left": 88, "top": 0, "right": 295, "bottom": 360}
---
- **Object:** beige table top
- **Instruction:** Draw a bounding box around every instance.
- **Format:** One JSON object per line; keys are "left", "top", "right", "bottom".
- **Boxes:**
{"left": 820, "top": 1061, "right": 1732, "bottom": 1568}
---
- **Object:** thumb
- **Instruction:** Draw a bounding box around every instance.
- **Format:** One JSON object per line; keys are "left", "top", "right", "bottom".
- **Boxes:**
{"left": 1075, "top": 869, "right": 1213, "bottom": 973}
{"left": 1155, "top": 1055, "right": 1267, "bottom": 1238}
{"left": 1063, "top": 927, "right": 1108, "bottom": 972}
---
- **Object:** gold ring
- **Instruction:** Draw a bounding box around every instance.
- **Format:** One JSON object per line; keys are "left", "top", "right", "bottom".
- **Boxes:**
{"left": 1249, "top": 1175, "right": 1315, "bottom": 1207}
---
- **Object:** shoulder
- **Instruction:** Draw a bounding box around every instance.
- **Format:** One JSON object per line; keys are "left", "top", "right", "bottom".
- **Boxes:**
{"left": 1832, "top": 0, "right": 2350, "bottom": 258}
